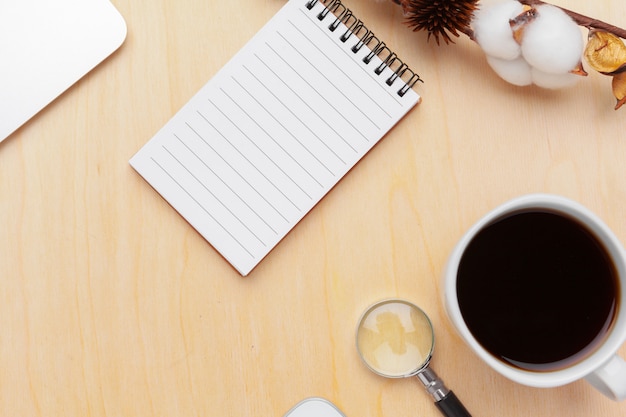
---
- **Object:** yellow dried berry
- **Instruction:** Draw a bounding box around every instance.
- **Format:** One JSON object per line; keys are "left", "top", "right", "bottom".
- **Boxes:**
{"left": 612, "top": 72, "right": 626, "bottom": 110}
{"left": 584, "top": 30, "right": 626, "bottom": 75}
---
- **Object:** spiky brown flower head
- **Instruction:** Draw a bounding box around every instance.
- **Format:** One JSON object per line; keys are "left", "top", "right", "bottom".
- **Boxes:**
{"left": 398, "top": 0, "right": 479, "bottom": 44}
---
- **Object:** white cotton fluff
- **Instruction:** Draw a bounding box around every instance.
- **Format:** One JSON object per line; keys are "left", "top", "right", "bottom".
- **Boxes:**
{"left": 520, "top": 5, "right": 584, "bottom": 74}
{"left": 472, "top": 0, "right": 525, "bottom": 60}
{"left": 486, "top": 55, "right": 533, "bottom": 86}
{"left": 531, "top": 67, "right": 581, "bottom": 89}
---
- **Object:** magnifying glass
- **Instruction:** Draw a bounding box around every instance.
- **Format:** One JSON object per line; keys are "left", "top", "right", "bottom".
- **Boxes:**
{"left": 356, "top": 299, "right": 472, "bottom": 417}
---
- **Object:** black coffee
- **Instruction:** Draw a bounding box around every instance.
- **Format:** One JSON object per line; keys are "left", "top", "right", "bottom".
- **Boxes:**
{"left": 457, "top": 210, "right": 619, "bottom": 372}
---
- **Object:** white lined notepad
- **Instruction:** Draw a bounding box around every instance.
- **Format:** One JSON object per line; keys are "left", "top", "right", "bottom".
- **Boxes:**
{"left": 130, "top": 0, "right": 421, "bottom": 275}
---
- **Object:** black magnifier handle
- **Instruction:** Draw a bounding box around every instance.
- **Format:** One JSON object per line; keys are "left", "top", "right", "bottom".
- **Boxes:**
{"left": 435, "top": 391, "right": 472, "bottom": 417}
{"left": 417, "top": 368, "right": 472, "bottom": 417}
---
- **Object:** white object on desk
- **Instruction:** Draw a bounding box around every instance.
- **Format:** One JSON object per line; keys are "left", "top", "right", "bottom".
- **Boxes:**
{"left": 130, "top": 0, "right": 421, "bottom": 275}
{"left": 0, "top": 0, "right": 127, "bottom": 142}
{"left": 284, "top": 398, "right": 346, "bottom": 417}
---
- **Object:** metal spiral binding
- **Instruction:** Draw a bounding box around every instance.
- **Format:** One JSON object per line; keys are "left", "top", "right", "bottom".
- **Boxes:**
{"left": 305, "top": 0, "right": 422, "bottom": 97}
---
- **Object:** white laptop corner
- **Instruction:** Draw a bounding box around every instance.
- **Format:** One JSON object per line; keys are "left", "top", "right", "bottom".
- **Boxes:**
{"left": 0, "top": 0, "right": 127, "bottom": 142}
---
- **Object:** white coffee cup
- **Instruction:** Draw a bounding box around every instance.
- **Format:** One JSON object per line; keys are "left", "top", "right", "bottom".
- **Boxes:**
{"left": 443, "top": 194, "right": 626, "bottom": 401}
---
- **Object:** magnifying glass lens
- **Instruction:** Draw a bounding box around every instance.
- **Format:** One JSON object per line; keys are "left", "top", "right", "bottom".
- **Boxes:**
{"left": 356, "top": 299, "right": 434, "bottom": 378}
{"left": 356, "top": 299, "right": 472, "bottom": 417}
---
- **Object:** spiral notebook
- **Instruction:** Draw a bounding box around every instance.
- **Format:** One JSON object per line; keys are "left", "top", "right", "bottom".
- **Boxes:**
{"left": 130, "top": 0, "right": 421, "bottom": 276}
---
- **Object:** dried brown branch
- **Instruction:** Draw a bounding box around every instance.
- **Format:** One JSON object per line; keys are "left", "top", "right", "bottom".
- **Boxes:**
{"left": 386, "top": 0, "right": 626, "bottom": 109}
{"left": 389, "top": 0, "right": 626, "bottom": 41}
{"left": 519, "top": 0, "right": 626, "bottom": 39}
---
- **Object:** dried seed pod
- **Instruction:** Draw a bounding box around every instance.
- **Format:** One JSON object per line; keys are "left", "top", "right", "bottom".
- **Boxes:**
{"left": 584, "top": 30, "right": 626, "bottom": 75}
{"left": 569, "top": 61, "right": 588, "bottom": 77}
{"left": 612, "top": 72, "right": 626, "bottom": 110}
{"left": 509, "top": 6, "right": 537, "bottom": 45}
{"left": 401, "top": 0, "right": 479, "bottom": 44}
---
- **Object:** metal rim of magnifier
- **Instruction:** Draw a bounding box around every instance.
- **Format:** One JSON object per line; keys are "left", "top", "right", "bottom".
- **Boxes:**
{"left": 355, "top": 298, "right": 435, "bottom": 378}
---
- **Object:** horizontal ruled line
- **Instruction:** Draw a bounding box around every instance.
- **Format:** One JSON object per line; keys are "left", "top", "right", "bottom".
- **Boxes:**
{"left": 230, "top": 75, "right": 339, "bottom": 177}
{"left": 184, "top": 117, "right": 291, "bottom": 223}
{"left": 278, "top": 27, "right": 387, "bottom": 126}
{"left": 162, "top": 145, "right": 268, "bottom": 247}
{"left": 264, "top": 42, "right": 372, "bottom": 142}
{"left": 220, "top": 86, "right": 326, "bottom": 187}
{"left": 207, "top": 96, "right": 313, "bottom": 201}
{"left": 298, "top": 6, "right": 406, "bottom": 107}
{"left": 253, "top": 53, "right": 362, "bottom": 153}
{"left": 172, "top": 133, "right": 279, "bottom": 235}
{"left": 242, "top": 63, "right": 353, "bottom": 160}
{"left": 198, "top": 105, "right": 304, "bottom": 212}
{"left": 149, "top": 155, "right": 256, "bottom": 259}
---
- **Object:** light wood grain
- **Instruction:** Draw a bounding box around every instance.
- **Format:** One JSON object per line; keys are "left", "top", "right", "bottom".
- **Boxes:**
{"left": 1, "top": 0, "right": 626, "bottom": 415}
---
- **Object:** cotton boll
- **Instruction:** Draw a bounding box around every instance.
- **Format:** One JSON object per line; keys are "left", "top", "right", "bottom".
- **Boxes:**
{"left": 486, "top": 55, "right": 533, "bottom": 86}
{"left": 520, "top": 5, "right": 584, "bottom": 74}
{"left": 531, "top": 67, "right": 581, "bottom": 89}
{"left": 472, "top": 0, "right": 525, "bottom": 60}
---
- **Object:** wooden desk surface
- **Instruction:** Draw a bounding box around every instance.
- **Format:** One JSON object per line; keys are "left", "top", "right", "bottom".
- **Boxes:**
{"left": 1, "top": 0, "right": 626, "bottom": 415}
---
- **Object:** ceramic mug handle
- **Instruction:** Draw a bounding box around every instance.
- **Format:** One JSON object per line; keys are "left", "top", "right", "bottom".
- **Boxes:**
{"left": 585, "top": 355, "right": 626, "bottom": 401}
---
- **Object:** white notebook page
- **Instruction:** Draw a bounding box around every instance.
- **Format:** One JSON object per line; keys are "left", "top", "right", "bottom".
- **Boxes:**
{"left": 130, "top": 0, "right": 421, "bottom": 275}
